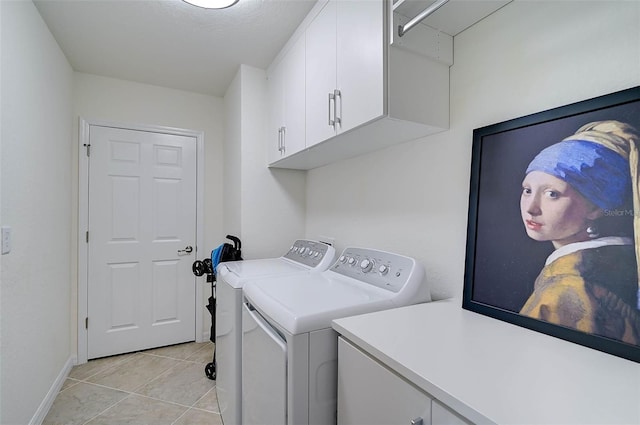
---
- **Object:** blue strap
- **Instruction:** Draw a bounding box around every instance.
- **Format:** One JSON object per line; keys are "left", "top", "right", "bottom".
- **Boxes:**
{"left": 211, "top": 244, "right": 224, "bottom": 274}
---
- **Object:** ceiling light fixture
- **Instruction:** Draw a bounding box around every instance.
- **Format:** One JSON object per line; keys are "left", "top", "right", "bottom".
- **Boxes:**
{"left": 183, "top": 0, "right": 239, "bottom": 9}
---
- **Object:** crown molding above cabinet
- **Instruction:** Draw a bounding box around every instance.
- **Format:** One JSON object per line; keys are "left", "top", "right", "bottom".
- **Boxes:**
{"left": 267, "top": 0, "right": 511, "bottom": 170}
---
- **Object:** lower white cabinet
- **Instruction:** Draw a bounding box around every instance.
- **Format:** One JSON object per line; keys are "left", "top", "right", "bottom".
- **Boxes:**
{"left": 337, "top": 337, "right": 469, "bottom": 425}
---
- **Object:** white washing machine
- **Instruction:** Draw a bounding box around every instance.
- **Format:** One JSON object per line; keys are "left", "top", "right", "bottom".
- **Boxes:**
{"left": 215, "top": 239, "right": 335, "bottom": 425}
{"left": 241, "top": 247, "right": 429, "bottom": 425}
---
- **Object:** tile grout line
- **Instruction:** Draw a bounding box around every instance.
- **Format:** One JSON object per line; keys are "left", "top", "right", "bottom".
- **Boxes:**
{"left": 45, "top": 343, "right": 219, "bottom": 425}
{"left": 127, "top": 357, "right": 218, "bottom": 410}
{"left": 191, "top": 385, "right": 219, "bottom": 412}
{"left": 128, "top": 358, "right": 190, "bottom": 395}
{"left": 72, "top": 341, "right": 213, "bottom": 383}
{"left": 171, "top": 406, "right": 224, "bottom": 425}
{"left": 74, "top": 379, "right": 218, "bottom": 414}
{"left": 64, "top": 361, "right": 218, "bottom": 412}
{"left": 80, "top": 393, "right": 130, "bottom": 425}
{"left": 141, "top": 351, "right": 214, "bottom": 365}
{"left": 69, "top": 353, "right": 139, "bottom": 383}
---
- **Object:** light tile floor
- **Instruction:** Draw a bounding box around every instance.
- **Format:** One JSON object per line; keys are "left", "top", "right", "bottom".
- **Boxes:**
{"left": 43, "top": 341, "right": 222, "bottom": 425}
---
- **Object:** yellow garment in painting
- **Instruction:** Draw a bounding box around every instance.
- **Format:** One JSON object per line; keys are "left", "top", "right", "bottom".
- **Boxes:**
{"left": 520, "top": 245, "right": 640, "bottom": 345}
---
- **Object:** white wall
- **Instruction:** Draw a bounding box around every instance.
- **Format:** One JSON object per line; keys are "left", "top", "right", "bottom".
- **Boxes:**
{"left": 306, "top": 1, "right": 640, "bottom": 301}
{"left": 73, "top": 72, "right": 225, "bottom": 252}
{"left": 223, "top": 69, "right": 242, "bottom": 240}
{"left": 73, "top": 73, "right": 225, "bottom": 348}
{"left": 0, "top": 1, "right": 74, "bottom": 424}
{"left": 0, "top": 0, "right": 3, "bottom": 414}
{"left": 224, "top": 65, "right": 306, "bottom": 259}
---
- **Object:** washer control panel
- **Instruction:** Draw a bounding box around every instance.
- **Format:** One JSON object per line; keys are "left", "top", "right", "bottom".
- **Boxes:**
{"left": 283, "top": 239, "right": 335, "bottom": 270}
{"left": 330, "top": 247, "right": 418, "bottom": 293}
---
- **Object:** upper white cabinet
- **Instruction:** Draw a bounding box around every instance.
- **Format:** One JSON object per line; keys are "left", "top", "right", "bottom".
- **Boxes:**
{"left": 305, "top": 0, "right": 384, "bottom": 148}
{"left": 304, "top": 0, "right": 338, "bottom": 147}
{"left": 267, "top": 0, "right": 510, "bottom": 170}
{"left": 267, "top": 52, "right": 285, "bottom": 164}
{"left": 267, "top": 34, "right": 306, "bottom": 163}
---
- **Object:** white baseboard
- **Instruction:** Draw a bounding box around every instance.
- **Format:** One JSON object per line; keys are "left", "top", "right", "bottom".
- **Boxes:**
{"left": 30, "top": 355, "right": 76, "bottom": 425}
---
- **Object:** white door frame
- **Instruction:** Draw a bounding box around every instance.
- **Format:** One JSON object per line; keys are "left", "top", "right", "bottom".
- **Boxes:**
{"left": 78, "top": 117, "right": 205, "bottom": 364}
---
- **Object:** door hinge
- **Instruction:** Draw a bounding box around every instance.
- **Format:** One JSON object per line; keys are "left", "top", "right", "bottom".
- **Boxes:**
{"left": 83, "top": 143, "right": 91, "bottom": 157}
{"left": 85, "top": 317, "right": 89, "bottom": 329}
{"left": 86, "top": 231, "right": 89, "bottom": 243}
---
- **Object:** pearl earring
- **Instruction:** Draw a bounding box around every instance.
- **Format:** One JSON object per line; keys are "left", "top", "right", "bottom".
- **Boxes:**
{"left": 586, "top": 225, "right": 600, "bottom": 239}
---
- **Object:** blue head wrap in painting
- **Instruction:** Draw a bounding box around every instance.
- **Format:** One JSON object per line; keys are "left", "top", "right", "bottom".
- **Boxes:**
{"left": 525, "top": 120, "right": 640, "bottom": 310}
{"left": 525, "top": 139, "right": 631, "bottom": 210}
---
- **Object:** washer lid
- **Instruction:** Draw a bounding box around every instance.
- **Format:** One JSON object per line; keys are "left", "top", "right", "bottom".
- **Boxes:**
{"left": 243, "top": 272, "right": 395, "bottom": 335}
{"left": 218, "top": 258, "right": 309, "bottom": 289}
{"left": 215, "top": 239, "right": 336, "bottom": 289}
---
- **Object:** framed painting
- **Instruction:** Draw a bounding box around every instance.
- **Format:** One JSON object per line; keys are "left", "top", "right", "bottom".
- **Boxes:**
{"left": 463, "top": 86, "right": 640, "bottom": 363}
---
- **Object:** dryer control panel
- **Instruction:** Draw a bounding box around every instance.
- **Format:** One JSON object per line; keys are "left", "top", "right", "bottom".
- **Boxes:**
{"left": 283, "top": 239, "right": 335, "bottom": 270}
{"left": 331, "top": 247, "right": 422, "bottom": 294}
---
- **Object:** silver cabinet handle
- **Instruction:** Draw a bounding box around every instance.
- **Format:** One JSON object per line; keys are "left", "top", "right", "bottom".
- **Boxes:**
{"left": 410, "top": 418, "right": 423, "bottom": 425}
{"left": 328, "top": 92, "right": 335, "bottom": 127}
{"left": 277, "top": 126, "right": 286, "bottom": 155}
{"left": 281, "top": 126, "right": 286, "bottom": 154}
{"left": 178, "top": 245, "right": 193, "bottom": 255}
{"left": 278, "top": 127, "right": 282, "bottom": 152}
{"left": 334, "top": 89, "right": 342, "bottom": 127}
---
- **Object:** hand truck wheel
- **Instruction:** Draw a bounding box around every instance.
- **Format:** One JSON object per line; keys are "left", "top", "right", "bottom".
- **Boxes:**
{"left": 205, "top": 361, "right": 216, "bottom": 380}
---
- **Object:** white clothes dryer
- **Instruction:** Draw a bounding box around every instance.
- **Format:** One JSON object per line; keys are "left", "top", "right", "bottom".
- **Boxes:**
{"left": 215, "top": 239, "right": 335, "bottom": 425}
{"left": 241, "top": 247, "right": 429, "bottom": 425}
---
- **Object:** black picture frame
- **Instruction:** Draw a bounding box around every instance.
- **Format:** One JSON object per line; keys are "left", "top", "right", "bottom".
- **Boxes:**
{"left": 463, "top": 86, "right": 640, "bottom": 363}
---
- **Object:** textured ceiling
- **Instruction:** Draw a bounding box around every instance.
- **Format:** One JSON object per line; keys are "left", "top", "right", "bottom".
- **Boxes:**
{"left": 34, "top": 0, "right": 317, "bottom": 97}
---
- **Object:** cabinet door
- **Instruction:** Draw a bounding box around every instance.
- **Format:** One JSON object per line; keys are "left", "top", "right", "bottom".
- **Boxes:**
{"left": 432, "top": 400, "right": 471, "bottom": 425}
{"left": 305, "top": 0, "right": 337, "bottom": 148}
{"left": 281, "top": 34, "right": 306, "bottom": 157}
{"left": 267, "top": 58, "right": 285, "bottom": 164}
{"left": 242, "top": 304, "right": 287, "bottom": 425}
{"left": 337, "top": 338, "right": 431, "bottom": 425}
{"left": 336, "top": 0, "right": 384, "bottom": 134}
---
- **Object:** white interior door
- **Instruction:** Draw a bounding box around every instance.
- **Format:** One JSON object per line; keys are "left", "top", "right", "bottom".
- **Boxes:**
{"left": 87, "top": 125, "right": 197, "bottom": 359}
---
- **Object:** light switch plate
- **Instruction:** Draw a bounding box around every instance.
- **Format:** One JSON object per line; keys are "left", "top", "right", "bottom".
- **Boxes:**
{"left": 2, "top": 226, "right": 11, "bottom": 254}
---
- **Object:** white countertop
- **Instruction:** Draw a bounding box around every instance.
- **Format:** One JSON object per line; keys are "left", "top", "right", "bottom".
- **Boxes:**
{"left": 332, "top": 299, "right": 640, "bottom": 424}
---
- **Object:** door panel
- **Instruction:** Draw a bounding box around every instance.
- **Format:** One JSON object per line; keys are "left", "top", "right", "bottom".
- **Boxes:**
{"left": 305, "top": 0, "right": 337, "bottom": 147}
{"left": 108, "top": 262, "right": 139, "bottom": 329}
{"left": 267, "top": 57, "right": 285, "bottom": 164}
{"left": 336, "top": 0, "right": 384, "bottom": 134}
{"left": 282, "top": 34, "right": 306, "bottom": 156}
{"left": 242, "top": 303, "right": 287, "bottom": 425}
{"left": 88, "top": 125, "right": 197, "bottom": 359}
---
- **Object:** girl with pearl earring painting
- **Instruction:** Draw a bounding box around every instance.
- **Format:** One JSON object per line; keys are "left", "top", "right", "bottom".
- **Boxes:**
{"left": 519, "top": 120, "right": 640, "bottom": 345}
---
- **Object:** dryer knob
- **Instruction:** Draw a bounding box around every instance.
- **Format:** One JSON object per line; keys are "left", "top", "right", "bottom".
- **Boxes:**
{"left": 360, "top": 259, "right": 374, "bottom": 273}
